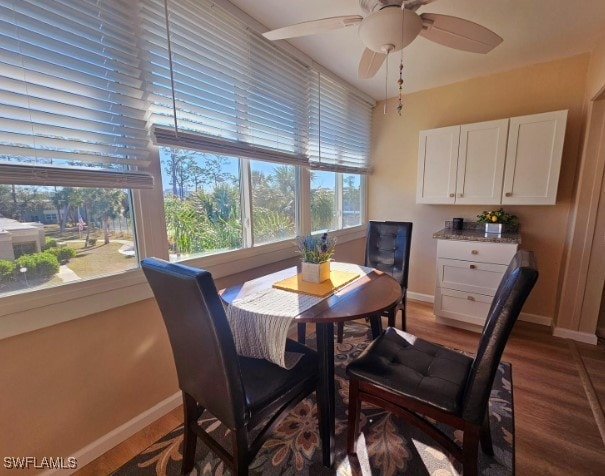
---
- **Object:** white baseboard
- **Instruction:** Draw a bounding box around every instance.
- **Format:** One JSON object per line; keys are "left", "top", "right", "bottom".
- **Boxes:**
{"left": 519, "top": 312, "right": 552, "bottom": 326}
{"left": 408, "top": 291, "right": 434, "bottom": 303}
{"left": 42, "top": 391, "right": 182, "bottom": 476}
{"left": 553, "top": 327, "right": 598, "bottom": 345}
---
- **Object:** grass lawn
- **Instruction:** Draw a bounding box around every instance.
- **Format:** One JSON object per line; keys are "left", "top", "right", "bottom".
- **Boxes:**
{"left": 67, "top": 242, "right": 136, "bottom": 278}
{"left": 0, "top": 240, "right": 135, "bottom": 297}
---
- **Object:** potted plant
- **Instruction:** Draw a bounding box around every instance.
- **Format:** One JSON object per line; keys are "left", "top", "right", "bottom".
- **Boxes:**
{"left": 477, "top": 208, "right": 517, "bottom": 234}
{"left": 295, "top": 232, "right": 336, "bottom": 283}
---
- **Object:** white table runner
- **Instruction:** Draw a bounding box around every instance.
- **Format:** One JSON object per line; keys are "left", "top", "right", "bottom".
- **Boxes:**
{"left": 226, "top": 262, "right": 372, "bottom": 369}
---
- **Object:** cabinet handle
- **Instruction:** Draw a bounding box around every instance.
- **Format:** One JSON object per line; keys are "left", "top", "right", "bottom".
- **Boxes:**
{"left": 467, "top": 295, "right": 475, "bottom": 301}
{"left": 471, "top": 250, "right": 479, "bottom": 255}
{"left": 469, "top": 264, "right": 476, "bottom": 269}
{"left": 449, "top": 193, "right": 455, "bottom": 198}
{"left": 458, "top": 193, "right": 463, "bottom": 198}
{"left": 505, "top": 192, "right": 512, "bottom": 197}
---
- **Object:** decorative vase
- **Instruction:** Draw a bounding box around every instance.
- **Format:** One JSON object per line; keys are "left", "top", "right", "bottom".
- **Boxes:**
{"left": 485, "top": 223, "right": 503, "bottom": 234}
{"left": 301, "top": 261, "right": 330, "bottom": 283}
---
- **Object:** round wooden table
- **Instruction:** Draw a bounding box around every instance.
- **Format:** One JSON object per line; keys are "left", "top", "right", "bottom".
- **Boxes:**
{"left": 220, "top": 262, "right": 402, "bottom": 468}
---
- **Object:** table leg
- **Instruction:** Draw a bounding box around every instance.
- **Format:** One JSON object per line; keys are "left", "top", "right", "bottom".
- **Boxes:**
{"left": 316, "top": 321, "right": 335, "bottom": 468}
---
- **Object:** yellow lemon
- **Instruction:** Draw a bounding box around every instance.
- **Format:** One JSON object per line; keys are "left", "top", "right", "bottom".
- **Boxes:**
{"left": 491, "top": 215, "right": 498, "bottom": 222}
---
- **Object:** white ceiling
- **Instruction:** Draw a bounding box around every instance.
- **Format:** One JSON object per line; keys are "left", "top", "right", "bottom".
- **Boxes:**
{"left": 228, "top": 0, "right": 605, "bottom": 101}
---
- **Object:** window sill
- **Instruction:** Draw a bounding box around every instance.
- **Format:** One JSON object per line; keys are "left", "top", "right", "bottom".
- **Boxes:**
{"left": 0, "top": 225, "right": 367, "bottom": 340}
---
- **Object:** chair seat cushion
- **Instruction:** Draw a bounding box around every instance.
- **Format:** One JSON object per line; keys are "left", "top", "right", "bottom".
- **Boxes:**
{"left": 346, "top": 327, "right": 472, "bottom": 415}
{"left": 240, "top": 339, "right": 318, "bottom": 415}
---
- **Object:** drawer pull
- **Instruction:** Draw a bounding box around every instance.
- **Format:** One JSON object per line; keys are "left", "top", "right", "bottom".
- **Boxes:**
{"left": 505, "top": 192, "right": 512, "bottom": 197}
{"left": 467, "top": 296, "right": 475, "bottom": 301}
{"left": 449, "top": 193, "right": 455, "bottom": 198}
{"left": 469, "top": 264, "right": 476, "bottom": 269}
{"left": 471, "top": 250, "right": 479, "bottom": 255}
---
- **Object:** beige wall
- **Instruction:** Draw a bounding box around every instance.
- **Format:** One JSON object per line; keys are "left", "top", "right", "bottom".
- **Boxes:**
{"left": 587, "top": 34, "right": 605, "bottom": 100}
{"left": 0, "top": 299, "right": 177, "bottom": 469}
{"left": 368, "top": 54, "right": 590, "bottom": 320}
{"left": 0, "top": 239, "right": 364, "bottom": 469}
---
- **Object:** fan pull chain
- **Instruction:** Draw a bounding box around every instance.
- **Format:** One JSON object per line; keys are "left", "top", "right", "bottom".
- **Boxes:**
{"left": 383, "top": 49, "right": 390, "bottom": 115}
{"left": 396, "top": 60, "right": 404, "bottom": 116}
{"left": 397, "top": 7, "right": 405, "bottom": 116}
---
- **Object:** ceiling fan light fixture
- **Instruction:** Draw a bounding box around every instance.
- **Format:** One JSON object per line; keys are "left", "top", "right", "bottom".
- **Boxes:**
{"left": 358, "top": 6, "right": 422, "bottom": 53}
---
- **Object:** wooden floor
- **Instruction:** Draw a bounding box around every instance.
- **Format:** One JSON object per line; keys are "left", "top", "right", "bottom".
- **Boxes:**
{"left": 77, "top": 300, "right": 605, "bottom": 475}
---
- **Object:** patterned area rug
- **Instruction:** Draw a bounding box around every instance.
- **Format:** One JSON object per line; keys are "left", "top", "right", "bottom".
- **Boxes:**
{"left": 114, "top": 324, "right": 513, "bottom": 475}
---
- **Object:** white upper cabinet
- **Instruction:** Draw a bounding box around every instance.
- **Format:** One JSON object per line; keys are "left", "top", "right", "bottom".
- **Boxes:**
{"left": 416, "top": 110, "right": 567, "bottom": 205}
{"left": 416, "top": 125, "right": 460, "bottom": 204}
{"left": 502, "top": 110, "right": 568, "bottom": 205}
{"left": 456, "top": 119, "right": 509, "bottom": 205}
{"left": 417, "top": 119, "right": 509, "bottom": 205}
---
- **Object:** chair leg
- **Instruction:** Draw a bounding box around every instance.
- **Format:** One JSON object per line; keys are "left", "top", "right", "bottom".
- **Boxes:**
{"left": 369, "top": 315, "right": 382, "bottom": 339}
{"left": 233, "top": 429, "right": 249, "bottom": 476}
{"left": 182, "top": 393, "right": 199, "bottom": 475}
{"left": 337, "top": 322, "right": 344, "bottom": 343}
{"left": 347, "top": 378, "right": 361, "bottom": 454}
{"left": 297, "top": 322, "right": 306, "bottom": 344}
{"left": 400, "top": 302, "right": 407, "bottom": 331}
{"left": 480, "top": 408, "right": 494, "bottom": 455}
{"left": 462, "top": 425, "right": 480, "bottom": 476}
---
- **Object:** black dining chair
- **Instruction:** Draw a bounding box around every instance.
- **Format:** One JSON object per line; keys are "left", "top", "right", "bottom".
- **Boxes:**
{"left": 346, "top": 250, "right": 538, "bottom": 476}
{"left": 141, "top": 258, "right": 320, "bottom": 476}
{"left": 339, "top": 220, "right": 413, "bottom": 342}
{"left": 297, "top": 220, "right": 413, "bottom": 345}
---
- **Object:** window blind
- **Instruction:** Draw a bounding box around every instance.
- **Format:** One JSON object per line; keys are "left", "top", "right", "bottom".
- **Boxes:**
{"left": 142, "top": 0, "right": 311, "bottom": 167}
{"left": 309, "top": 73, "right": 374, "bottom": 174}
{"left": 0, "top": 0, "right": 153, "bottom": 188}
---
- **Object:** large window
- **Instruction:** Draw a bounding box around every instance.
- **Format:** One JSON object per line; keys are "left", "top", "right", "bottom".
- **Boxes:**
{"left": 0, "top": 0, "right": 149, "bottom": 299}
{"left": 0, "top": 0, "right": 372, "bottom": 334}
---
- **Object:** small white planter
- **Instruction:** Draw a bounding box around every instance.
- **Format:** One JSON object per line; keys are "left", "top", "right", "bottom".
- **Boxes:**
{"left": 485, "top": 223, "right": 503, "bottom": 234}
{"left": 301, "top": 261, "right": 330, "bottom": 283}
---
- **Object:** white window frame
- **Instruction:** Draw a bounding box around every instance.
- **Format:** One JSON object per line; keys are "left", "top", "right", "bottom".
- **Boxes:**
{"left": 0, "top": 150, "right": 367, "bottom": 340}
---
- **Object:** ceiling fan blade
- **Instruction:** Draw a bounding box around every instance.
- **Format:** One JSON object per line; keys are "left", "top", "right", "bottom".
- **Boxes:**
{"left": 419, "top": 13, "right": 503, "bottom": 53}
{"left": 358, "top": 48, "right": 386, "bottom": 79}
{"left": 402, "top": 0, "right": 438, "bottom": 12}
{"left": 262, "top": 15, "right": 362, "bottom": 41}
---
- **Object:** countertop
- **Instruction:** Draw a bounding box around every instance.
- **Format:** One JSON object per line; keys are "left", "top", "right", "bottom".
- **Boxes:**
{"left": 433, "top": 227, "right": 522, "bottom": 244}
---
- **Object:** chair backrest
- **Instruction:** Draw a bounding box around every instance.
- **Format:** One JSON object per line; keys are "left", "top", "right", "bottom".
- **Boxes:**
{"left": 365, "top": 221, "right": 413, "bottom": 290}
{"left": 141, "top": 258, "right": 247, "bottom": 429}
{"left": 462, "top": 250, "right": 538, "bottom": 423}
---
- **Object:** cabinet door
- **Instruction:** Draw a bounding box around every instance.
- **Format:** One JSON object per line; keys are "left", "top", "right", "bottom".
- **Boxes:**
{"left": 456, "top": 119, "right": 508, "bottom": 205}
{"left": 416, "top": 125, "right": 460, "bottom": 204}
{"left": 502, "top": 110, "right": 567, "bottom": 205}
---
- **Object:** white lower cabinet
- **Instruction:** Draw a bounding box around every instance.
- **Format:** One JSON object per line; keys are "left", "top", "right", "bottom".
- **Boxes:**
{"left": 434, "top": 239, "right": 518, "bottom": 329}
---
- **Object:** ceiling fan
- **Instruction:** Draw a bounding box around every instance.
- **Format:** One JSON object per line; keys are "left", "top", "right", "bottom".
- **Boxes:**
{"left": 262, "top": 0, "right": 503, "bottom": 79}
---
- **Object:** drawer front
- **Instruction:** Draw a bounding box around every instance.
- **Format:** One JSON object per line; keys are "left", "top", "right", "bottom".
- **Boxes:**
{"left": 434, "top": 287, "right": 493, "bottom": 326}
{"left": 437, "top": 240, "right": 518, "bottom": 264}
{"left": 437, "top": 258, "right": 507, "bottom": 296}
